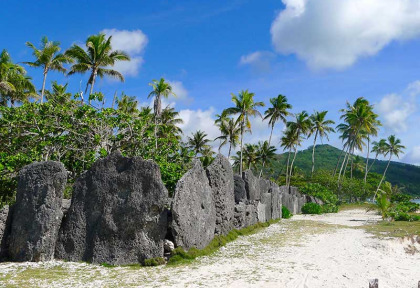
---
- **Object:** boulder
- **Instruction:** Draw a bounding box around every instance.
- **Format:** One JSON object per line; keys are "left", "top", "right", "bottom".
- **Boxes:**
{"left": 245, "top": 202, "right": 258, "bottom": 227}
{"left": 259, "top": 179, "right": 271, "bottom": 194}
{"left": 233, "top": 202, "right": 246, "bottom": 229}
{"left": 61, "top": 199, "right": 71, "bottom": 215}
{"left": 171, "top": 160, "right": 216, "bottom": 250}
{"left": 9, "top": 161, "right": 67, "bottom": 262}
{"left": 242, "top": 170, "right": 260, "bottom": 201}
{"left": 206, "top": 154, "right": 235, "bottom": 235}
{"left": 55, "top": 152, "right": 168, "bottom": 265}
{"left": 271, "top": 185, "right": 282, "bottom": 220}
{"left": 256, "top": 202, "right": 267, "bottom": 223}
{"left": 261, "top": 193, "right": 272, "bottom": 221}
{"left": 0, "top": 205, "right": 12, "bottom": 260}
{"left": 234, "top": 175, "right": 247, "bottom": 204}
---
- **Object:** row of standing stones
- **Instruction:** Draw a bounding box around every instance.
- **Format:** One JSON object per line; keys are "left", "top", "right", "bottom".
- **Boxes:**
{"left": 0, "top": 152, "right": 322, "bottom": 265}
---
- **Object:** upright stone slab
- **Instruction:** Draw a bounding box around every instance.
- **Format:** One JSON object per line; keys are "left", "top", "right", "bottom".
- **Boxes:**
{"left": 245, "top": 202, "right": 258, "bottom": 227}
{"left": 0, "top": 205, "right": 11, "bottom": 260}
{"left": 271, "top": 185, "right": 282, "bottom": 220}
{"left": 261, "top": 193, "right": 272, "bottom": 221}
{"left": 256, "top": 202, "right": 267, "bottom": 223}
{"left": 9, "top": 161, "right": 66, "bottom": 262}
{"left": 171, "top": 160, "right": 216, "bottom": 250}
{"left": 233, "top": 202, "right": 246, "bottom": 229}
{"left": 234, "top": 175, "right": 247, "bottom": 204}
{"left": 55, "top": 152, "right": 168, "bottom": 265}
{"left": 206, "top": 154, "right": 235, "bottom": 235}
{"left": 243, "top": 170, "right": 260, "bottom": 201}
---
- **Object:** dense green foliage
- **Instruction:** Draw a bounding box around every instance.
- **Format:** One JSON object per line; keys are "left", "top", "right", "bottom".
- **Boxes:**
{"left": 281, "top": 206, "right": 292, "bottom": 219}
{"left": 301, "top": 202, "right": 323, "bottom": 214}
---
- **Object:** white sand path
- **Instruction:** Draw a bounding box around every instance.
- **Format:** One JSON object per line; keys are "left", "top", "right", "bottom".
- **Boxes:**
{"left": 0, "top": 209, "right": 419, "bottom": 288}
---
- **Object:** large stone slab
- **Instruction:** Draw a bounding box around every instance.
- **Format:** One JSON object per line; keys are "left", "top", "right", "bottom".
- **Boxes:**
{"left": 242, "top": 170, "right": 260, "bottom": 201}
{"left": 171, "top": 160, "right": 216, "bottom": 250}
{"left": 9, "top": 161, "right": 67, "bottom": 262}
{"left": 245, "top": 202, "right": 258, "bottom": 227}
{"left": 233, "top": 202, "right": 246, "bottom": 229}
{"left": 261, "top": 193, "right": 272, "bottom": 221}
{"left": 256, "top": 202, "right": 267, "bottom": 223}
{"left": 271, "top": 185, "right": 282, "bottom": 220}
{"left": 55, "top": 152, "right": 168, "bottom": 265}
{"left": 206, "top": 154, "right": 235, "bottom": 235}
{"left": 234, "top": 175, "right": 247, "bottom": 204}
{"left": 0, "top": 205, "right": 12, "bottom": 260}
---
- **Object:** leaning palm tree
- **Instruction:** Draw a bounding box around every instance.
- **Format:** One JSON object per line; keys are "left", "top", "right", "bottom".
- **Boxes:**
{"left": 45, "top": 81, "right": 72, "bottom": 105}
{"left": 24, "top": 36, "right": 72, "bottom": 103}
{"left": 187, "top": 130, "right": 211, "bottom": 156}
{"left": 66, "top": 33, "right": 130, "bottom": 97}
{"left": 215, "top": 118, "right": 240, "bottom": 157}
{"left": 223, "top": 90, "right": 264, "bottom": 174}
{"left": 374, "top": 135, "right": 405, "bottom": 200}
{"left": 117, "top": 93, "right": 138, "bottom": 114}
{"left": 281, "top": 128, "right": 302, "bottom": 187}
{"left": 256, "top": 141, "right": 277, "bottom": 177}
{"left": 263, "top": 94, "right": 292, "bottom": 146}
{"left": 367, "top": 139, "right": 387, "bottom": 173}
{"left": 362, "top": 111, "right": 381, "bottom": 184}
{"left": 148, "top": 78, "right": 176, "bottom": 148}
{"left": 308, "top": 110, "right": 335, "bottom": 177}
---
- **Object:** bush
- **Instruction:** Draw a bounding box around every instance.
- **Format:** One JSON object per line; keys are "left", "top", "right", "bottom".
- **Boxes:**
{"left": 282, "top": 206, "right": 292, "bottom": 219}
{"left": 300, "top": 183, "right": 338, "bottom": 205}
{"left": 322, "top": 203, "right": 339, "bottom": 213}
{"left": 143, "top": 257, "right": 166, "bottom": 266}
{"left": 301, "top": 202, "right": 322, "bottom": 214}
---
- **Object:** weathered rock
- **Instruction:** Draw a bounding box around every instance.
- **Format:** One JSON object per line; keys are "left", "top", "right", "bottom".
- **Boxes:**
{"left": 259, "top": 179, "right": 271, "bottom": 194}
{"left": 271, "top": 185, "right": 282, "bottom": 220}
{"left": 171, "top": 160, "right": 216, "bottom": 250}
{"left": 256, "top": 202, "right": 267, "bottom": 223}
{"left": 261, "top": 193, "right": 272, "bottom": 221}
{"left": 234, "top": 175, "right": 247, "bottom": 204}
{"left": 9, "top": 161, "right": 67, "bottom": 262}
{"left": 297, "top": 196, "right": 306, "bottom": 214}
{"left": 55, "top": 152, "right": 168, "bottom": 265}
{"left": 0, "top": 205, "right": 12, "bottom": 260}
{"left": 164, "top": 240, "right": 174, "bottom": 252}
{"left": 281, "top": 187, "right": 299, "bottom": 215}
{"left": 243, "top": 170, "right": 260, "bottom": 201}
{"left": 245, "top": 202, "right": 258, "bottom": 227}
{"left": 61, "top": 199, "right": 71, "bottom": 215}
{"left": 233, "top": 202, "right": 246, "bottom": 229}
{"left": 206, "top": 154, "right": 235, "bottom": 235}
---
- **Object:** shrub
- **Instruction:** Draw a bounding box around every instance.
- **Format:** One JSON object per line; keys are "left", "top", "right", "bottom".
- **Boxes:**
{"left": 300, "top": 183, "right": 338, "bottom": 205}
{"left": 322, "top": 203, "right": 338, "bottom": 213}
{"left": 282, "top": 206, "right": 292, "bottom": 219}
{"left": 301, "top": 202, "right": 322, "bottom": 214}
{"left": 143, "top": 257, "right": 166, "bottom": 266}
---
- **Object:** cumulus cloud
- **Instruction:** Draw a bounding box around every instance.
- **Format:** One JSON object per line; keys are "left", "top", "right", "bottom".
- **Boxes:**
{"left": 178, "top": 108, "right": 219, "bottom": 142}
{"left": 403, "top": 146, "right": 420, "bottom": 165}
{"left": 377, "top": 81, "right": 419, "bottom": 133}
{"left": 167, "top": 80, "right": 193, "bottom": 105}
{"left": 101, "top": 29, "right": 148, "bottom": 76}
{"left": 239, "top": 51, "right": 276, "bottom": 72}
{"left": 271, "top": 0, "right": 420, "bottom": 69}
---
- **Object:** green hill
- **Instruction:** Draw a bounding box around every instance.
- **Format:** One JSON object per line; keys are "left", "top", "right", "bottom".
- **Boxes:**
{"left": 269, "top": 144, "right": 420, "bottom": 196}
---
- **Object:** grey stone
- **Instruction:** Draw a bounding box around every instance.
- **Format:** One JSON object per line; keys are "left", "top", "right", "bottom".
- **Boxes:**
{"left": 271, "top": 185, "right": 282, "bottom": 220}
{"left": 171, "top": 160, "right": 216, "bottom": 250}
{"left": 61, "top": 199, "right": 71, "bottom": 215}
{"left": 261, "top": 193, "right": 272, "bottom": 221}
{"left": 164, "top": 240, "right": 174, "bottom": 252}
{"left": 55, "top": 152, "right": 168, "bottom": 265}
{"left": 233, "top": 202, "right": 246, "bottom": 229}
{"left": 0, "top": 205, "right": 12, "bottom": 260}
{"left": 9, "top": 161, "right": 67, "bottom": 262}
{"left": 242, "top": 170, "right": 260, "bottom": 201}
{"left": 245, "top": 202, "right": 258, "bottom": 227}
{"left": 256, "top": 202, "right": 267, "bottom": 223}
{"left": 206, "top": 154, "right": 235, "bottom": 235}
{"left": 234, "top": 175, "right": 247, "bottom": 204}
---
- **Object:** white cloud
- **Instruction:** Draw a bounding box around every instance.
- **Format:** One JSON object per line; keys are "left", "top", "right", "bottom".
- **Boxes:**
{"left": 271, "top": 0, "right": 420, "bottom": 69}
{"left": 167, "top": 80, "right": 193, "bottom": 105}
{"left": 377, "top": 81, "right": 419, "bottom": 133}
{"left": 101, "top": 29, "right": 148, "bottom": 76}
{"left": 239, "top": 51, "right": 276, "bottom": 72}
{"left": 403, "top": 146, "right": 420, "bottom": 165}
{"left": 178, "top": 108, "right": 219, "bottom": 143}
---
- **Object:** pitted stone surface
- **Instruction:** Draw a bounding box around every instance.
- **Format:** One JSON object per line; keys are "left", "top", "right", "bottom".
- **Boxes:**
{"left": 234, "top": 175, "right": 247, "bottom": 204}
{"left": 243, "top": 170, "right": 260, "bottom": 201}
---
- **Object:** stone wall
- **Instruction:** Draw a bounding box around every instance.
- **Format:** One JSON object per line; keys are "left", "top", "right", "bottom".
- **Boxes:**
{"left": 0, "top": 153, "right": 320, "bottom": 264}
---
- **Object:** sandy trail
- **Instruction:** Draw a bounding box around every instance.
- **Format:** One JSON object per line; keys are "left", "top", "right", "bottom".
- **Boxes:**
{"left": 0, "top": 209, "right": 419, "bottom": 288}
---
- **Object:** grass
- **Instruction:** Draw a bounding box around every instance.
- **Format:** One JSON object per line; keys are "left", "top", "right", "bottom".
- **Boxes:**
{"left": 338, "top": 202, "right": 376, "bottom": 212}
{"left": 167, "top": 218, "right": 281, "bottom": 266}
{"left": 359, "top": 220, "right": 420, "bottom": 238}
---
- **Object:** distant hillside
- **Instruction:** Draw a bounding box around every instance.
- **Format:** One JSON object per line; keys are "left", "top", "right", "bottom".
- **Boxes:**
{"left": 269, "top": 144, "right": 420, "bottom": 196}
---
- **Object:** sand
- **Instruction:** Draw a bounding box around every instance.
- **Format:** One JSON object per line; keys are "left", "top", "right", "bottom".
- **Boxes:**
{"left": 0, "top": 209, "right": 419, "bottom": 288}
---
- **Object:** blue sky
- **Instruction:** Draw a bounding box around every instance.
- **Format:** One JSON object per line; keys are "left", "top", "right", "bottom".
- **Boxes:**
{"left": 2, "top": 0, "right": 420, "bottom": 165}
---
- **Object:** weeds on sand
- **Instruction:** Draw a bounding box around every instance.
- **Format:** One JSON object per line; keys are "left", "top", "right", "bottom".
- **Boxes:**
{"left": 359, "top": 220, "right": 420, "bottom": 238}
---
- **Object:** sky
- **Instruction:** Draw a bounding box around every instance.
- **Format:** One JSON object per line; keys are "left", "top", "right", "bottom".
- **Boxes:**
{"left": 1, "top": 0, "right": 420, "bottom": 165}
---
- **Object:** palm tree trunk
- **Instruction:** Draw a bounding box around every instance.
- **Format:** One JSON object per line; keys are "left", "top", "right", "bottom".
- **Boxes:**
{"left": 154, "top": 95, "right": 161, "bottom": 150}
{"left": 285, "top": 149, "right": 291, "bottom": 187}
{"left": 338, "top": 146, "right": 350, "bottom": 182}
{"left": 89, "top": 72, "right": 97, "bottom": 99}
{"left": 260, "top": 124, "right": 275, "bottom": 178}
{"left": 239, "top": 123, "right": 244, "bottom": 175}
{"left": 364, "top": 137, "right": 370, "bottom": 184}
{"left": 41, "top": 70, "right": 47, "bottom": 104}
{"left": 289, "top": 147, "right": 298, "bottom": 188}
{"left": 311, "top": 131, "right": 318, "bottom": 177}
{"left": 228, "top": 142, "right": 232, "bottom": 158}
{"left": 333, "top": 147, "right": 345, "bottom": 176}
{"left": 373, "top": 154, "right": 392, "bottom": 200}
{"left": 367, "top": 154, "right": 378, "bottom": 174}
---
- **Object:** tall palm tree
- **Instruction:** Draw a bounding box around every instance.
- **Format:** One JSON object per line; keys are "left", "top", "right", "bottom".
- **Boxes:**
{"left": 117, "top": 93, "right": 138, "bottom": 114}
{"left": 45, "top": 81, "right": 72, "bottom": 105}
{"left": 242, "top": 144, "right": 259, "bottom": 171}
{"left": 148, "top": 78, "right": 176, "bottom": 148}
{"left": 160, "top": 106, "right": 183, "bottom": 135}
{"left": 286, "top": 111, "right": 312, "bottom": 186}
{"left": 363, "top": 111, "right": 381, "bottom": 184}
{"left": 374, "top": 135, "right": 405, "bottom": 199}
{"left": 66, "top": 33, "right": 130, "bottom": 97}
{"left": 187, "top": 130, "right": 211, "bottom": 156}
{"left": 367, "top": 139, "right": 387, "bottom": 173}
{"left": 223, "top": 90, "right": 264, "bottom": 174}
{"left": 215, "top": 118, "right": 240, "bottom": 157}
{"left": 256, "top": 141, "right": 277, "bottom": 177}
{"left": 24, "top": 36, "right": 72, "bottom": 103}
{"left": 263, "top": 94, "right": 292, "bottom": 146}
{"left": 281, "top": 128, "right": 302, "bottom": 187}
{"left": 308, "top": 110, "right": 335, "bottom": 177}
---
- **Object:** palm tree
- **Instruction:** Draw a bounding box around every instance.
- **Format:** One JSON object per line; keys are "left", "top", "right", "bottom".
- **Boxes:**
{"left": 242, "top": 144, "right": 259, "bottom": 171}
{"left": 374, "top": 135, "right": 405, "bottom": 199}
{"left": 363, "top": 110, "right": 381, "bottom": 184}
{"left": 45, "top": 81, "right": 72, "bottom": 105}
{"left": 223, "top": 90, "right": 264, "bottom": 174}
{"left": 215, "top": 118, "right": 240, "bottom": 157}
{"left": 160, "top": 106, "right": 183, "bottom": 135}
{"left": 256, "top": 141, "right": 277, "bottom": 177}
{"left": 117, "top": 93, "right": 138, "bottom": 114}
{"left": 66, "top": 33, "right": 130, "bottom": 97}
{"left": 263, "top": 94, "right": 292, "bottom": 146}
{"left": 367, "top": 139, "right": 386, "bottom": 173}
{"left": 281, "top": 128, "right": 302, "bottom": 187}
{"left": 24, "top": 36, "right": 72, "bottom": 103}
{"left": 308, "top": 110, "right": 335, "bottom": 177}
{"left": 148, "top": 78, "right": 176, "bottom": 148}
{"left": 187, "top": 130, "right": 211, "bottom": 156}
{"left": 286, "top": 111, "right": 312, "bottom": 186}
